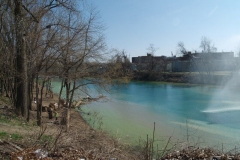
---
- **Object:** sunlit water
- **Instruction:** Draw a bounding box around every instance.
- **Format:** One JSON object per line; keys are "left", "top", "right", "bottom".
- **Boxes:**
{"left": 52, "top": 80, "right": 240, "bottom": 151}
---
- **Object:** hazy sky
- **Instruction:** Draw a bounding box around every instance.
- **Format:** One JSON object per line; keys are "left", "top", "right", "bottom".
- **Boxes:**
{"left": 88, "top": 0, "right": 240, "bottom": 58}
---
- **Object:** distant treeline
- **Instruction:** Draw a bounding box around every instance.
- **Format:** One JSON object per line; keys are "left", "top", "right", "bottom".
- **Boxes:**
{"left": 132, "top": 71, "right": 240, "bottom": 87}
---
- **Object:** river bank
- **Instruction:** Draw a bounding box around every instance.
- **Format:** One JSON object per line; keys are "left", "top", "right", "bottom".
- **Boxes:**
{"left": 0, "top": 85, "right": 140, "bottom": 159}
{"left": 132, "top": 71, "right": 239, "bottom": 86}
{"left": 3, "top": 79, "right": 240, "bottom": 159}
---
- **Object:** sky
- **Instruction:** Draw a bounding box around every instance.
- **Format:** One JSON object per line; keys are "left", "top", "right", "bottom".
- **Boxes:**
{"left": 87, "top": 0, "right": 240, "bottom": 59}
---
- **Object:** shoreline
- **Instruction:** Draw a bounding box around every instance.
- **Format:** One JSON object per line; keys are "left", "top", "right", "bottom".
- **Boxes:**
{"left": 2, "top": 82, "right": 240, "bottom": 159}
{"left": 132, "top": 71, "right": 240, "bottom": 87}
{"left": 80, "top": 82, "right": 240, "bottom": 152}
{"left": 31, "top": 84, "right": 139, "bottom": 159}
{"left": 0, "top": 83, "right": 140, "bottom": 159}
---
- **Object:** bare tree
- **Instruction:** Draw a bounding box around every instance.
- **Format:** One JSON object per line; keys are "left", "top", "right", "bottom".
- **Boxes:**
{"left": 198, "top": 36, "right": 218, "bottom": 83}
{"left": 13, "top": 0, "right": 28, "bottom": 118}
{"left": 0, "top": 0, "right": 133, "bottom": 130}
{"left": 147, "top": 44, "right": 158, "bottom": 56}
{"left": 17, "top": 0, "right": 77, "bottom": 123}
{"left": 107, "top": 49, "right": 132, "bottom": 79}
{"left": 146, "top": 44, "right": 158, "bottom": 71}
{"left": 53, "top": 7, "right": 109, "bottom": 131}
{"left": 176, "top": 41, "right": 187, "bottom": 55}
{"left": 0, "top": 0, "right": 30, "bottom": 117}
{"left": 199, "top": 36, "right": 217, "bottom": 53}
{"left": 0, "top": 1, "right": 17, "bottom": 102}
{"left": 0, "top": 0, "right": 96, "bottom": 123}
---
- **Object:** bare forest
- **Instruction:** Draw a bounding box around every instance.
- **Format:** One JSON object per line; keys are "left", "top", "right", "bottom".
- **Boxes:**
{"left": 0, "top": 2, "right": 135, "bottom": 147}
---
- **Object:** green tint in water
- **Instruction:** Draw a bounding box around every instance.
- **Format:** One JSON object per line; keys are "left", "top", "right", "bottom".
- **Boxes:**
{"left": 81, "top": 82, "right": 240, "bottom": 150}
{"left": 50, "top": 80, "right": 240, "bottom": 150}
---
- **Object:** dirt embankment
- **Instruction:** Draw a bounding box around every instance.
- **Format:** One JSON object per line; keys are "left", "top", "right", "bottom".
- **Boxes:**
{"left": 0, "top": 86, "right": 140, "bottom": 159}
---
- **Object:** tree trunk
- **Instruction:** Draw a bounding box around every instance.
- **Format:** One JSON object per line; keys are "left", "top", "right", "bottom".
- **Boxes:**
{"left": 27, "top": 79, "right": 31, "bottom": 122}
{"left": 58, "top": 79, "right": 64, "bottom": 107}
{"left": 38, "top": 80, "right": 46, "bottom": 126}
{"left": 69, "top": 81, "right": 76, "bottom": 109}
{"left": 35, "top": 75, "right": 41, "bottom": 126}
{"left": 66, "top": 108, "right": 70, "bottom": 132}
{"left": 0, "top": 79, "right": 2, "bottom": 95}
{"left": 65, "top": 79, "right": 70, "bottom": 132}
{"left": 14, "top": 0, "right": 28, "bottom": 118}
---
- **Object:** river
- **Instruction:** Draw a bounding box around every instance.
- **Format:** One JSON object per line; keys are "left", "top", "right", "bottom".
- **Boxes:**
{"left": 80, "top": 81, "right": 240, "bottom": 151}
{"left": 52, "top": 80, "right": 240, "bottom": 151}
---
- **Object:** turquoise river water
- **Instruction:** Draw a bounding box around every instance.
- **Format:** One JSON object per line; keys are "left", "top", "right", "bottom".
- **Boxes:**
{"left": 52, "top": 80, "right": 240, "bottom": 151}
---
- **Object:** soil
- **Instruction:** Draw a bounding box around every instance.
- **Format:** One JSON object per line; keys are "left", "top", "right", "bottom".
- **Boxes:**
{"left": 0, "top": 87, "right": 141, "bottom": 159}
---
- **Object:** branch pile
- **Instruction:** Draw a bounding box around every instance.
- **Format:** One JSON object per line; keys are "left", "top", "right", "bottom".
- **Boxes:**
{"left": 161, "top": 147, "right": 240, "bottom": 160}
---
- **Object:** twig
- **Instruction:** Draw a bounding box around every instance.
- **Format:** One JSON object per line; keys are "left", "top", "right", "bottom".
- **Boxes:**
{"left": 34, "top": 125, "right": 47, "bottom": 146}
{"left": 3, "top": 140, "right": 23, "bottom": 151}
{"left": 146, "top": 134, "right": 149, "bottom": 160}
{"left": 53, "top": 126, "right": 64, "bottom": 152}
{"left": 151, "top": 122, "right": 155, "bottom": 159}
{"left": 161, "top": 136, "right": 172, "bottom": 158}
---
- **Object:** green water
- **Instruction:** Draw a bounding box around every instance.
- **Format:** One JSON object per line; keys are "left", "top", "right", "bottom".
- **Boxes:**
{"left": 51, "top": 80, "right": 240, "bottom": 151}
{"left": 80, "top": 82, "right": 240, "bottom": 151}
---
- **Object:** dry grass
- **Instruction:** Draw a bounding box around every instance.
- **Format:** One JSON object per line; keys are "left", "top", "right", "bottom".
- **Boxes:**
{"left": 0, "top": 95, "right": 141, "bottom": 159}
